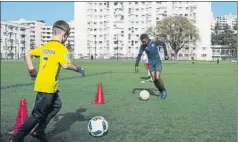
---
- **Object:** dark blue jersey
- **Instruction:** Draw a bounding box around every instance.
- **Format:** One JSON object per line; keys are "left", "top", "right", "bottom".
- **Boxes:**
{"left": 135, "top": 40, "right": 168, "bottom": 66}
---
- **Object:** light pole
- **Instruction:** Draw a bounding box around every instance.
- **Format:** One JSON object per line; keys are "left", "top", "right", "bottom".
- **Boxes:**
{"left": 9, "top": 29, "right": 14, "bottom": 59}
{"left": 116, "top": 35, "right": 119, "bottom": 61}
{"left": 21, "top": 33, "right": 26, "bottom": 60}
{"left": 87, "top": 40, "right": 90, "bottom": 58}
{"left": 94, "top": 35, "right": 96, "bottom": 60}
{"left": 14, "top": 33, "right": 18, "bottom": 59}
{"left": 229, "top": 43, "right": 232, "bottom": 60}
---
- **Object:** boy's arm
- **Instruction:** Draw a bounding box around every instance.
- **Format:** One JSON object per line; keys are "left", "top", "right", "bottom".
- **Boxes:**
{"left": 156, "top": 40, "right": 169, "bottom": 59}
{"left": 59, "top": 51, "right": 85, "bottom": 76}
{"left": 26, "top": 47, "right": 42, "bottom": 79}
{"left": 25, "top": 51, "right": 35, "bottom": 70}
{"left": 26, "top": 47, "right": 42, "bottom": 70}
{"left": 135, "top": 45, "right": 145, "bottom": 67}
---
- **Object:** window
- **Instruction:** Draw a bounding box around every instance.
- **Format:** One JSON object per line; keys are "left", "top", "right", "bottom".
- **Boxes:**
{"left": 201, "top": 54, "right": 207, "bottom": 57}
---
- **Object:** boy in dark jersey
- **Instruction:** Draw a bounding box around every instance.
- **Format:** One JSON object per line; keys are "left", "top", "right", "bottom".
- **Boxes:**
{"left": 135, "top": 34, "right": 168, "bottom": 99}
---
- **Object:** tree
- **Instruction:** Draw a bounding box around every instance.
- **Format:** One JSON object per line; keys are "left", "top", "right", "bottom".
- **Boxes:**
{"left": 211, "top": 23, "right": 237, "bottom": 58}
{"left": 222, "top": 24, "right": 235, "bottom": 45}
{"left": 233, "top": 22, "right": 237, "bottom": 30}
{"left": 211, "top": 22, "right": 223, "bottom": 45}
{"left": 146, "top": 16, "right": 199, "bottom": 59}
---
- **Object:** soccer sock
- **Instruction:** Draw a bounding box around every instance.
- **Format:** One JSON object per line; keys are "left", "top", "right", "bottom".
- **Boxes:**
{"left": 153, "top": 80, "right": 162, "bottom": 92}
{"left": 154, "top": 79, "right": 166, "bottom": 92}
{"left": 158, "top": 78, "right": 166, "bottom": 91}
{"left": 147, "top": 69, "right": 151, "bottom": 77}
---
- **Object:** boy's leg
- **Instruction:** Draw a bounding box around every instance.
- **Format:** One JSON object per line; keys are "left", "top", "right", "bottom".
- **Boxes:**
{"left": 154, "top": 64, "right": 167, "bottom": 99}
{"left": 150, "top": 64, "right": 159, "bottom": 87}
{"left": 145, "top": 62, "right": 153, "bottom": 81}
{"left": 32, "top": 91, "right": 62, "bottom": 135}
{"left": 10, "top": 92, "right": 55, "bottom": 142}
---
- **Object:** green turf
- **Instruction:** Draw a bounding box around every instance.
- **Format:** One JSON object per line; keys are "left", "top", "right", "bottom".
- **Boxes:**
{"left": 1, "top": 60, "right": 237, "bottom": 142}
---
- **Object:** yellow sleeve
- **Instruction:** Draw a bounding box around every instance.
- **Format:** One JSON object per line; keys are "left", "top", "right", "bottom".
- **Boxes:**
{"left": 30, "top": 46, "right": 42, "bottom": 56}
{"left": 58, "top": 49, "right": 72, "bottom": 65}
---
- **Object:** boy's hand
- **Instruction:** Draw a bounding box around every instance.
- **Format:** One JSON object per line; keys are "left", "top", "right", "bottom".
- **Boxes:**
{"left": 75, "top": 66, "right": 85, "bottom": 77}
{"left": 29, "top": 69, "right": 37, "bottom": 80}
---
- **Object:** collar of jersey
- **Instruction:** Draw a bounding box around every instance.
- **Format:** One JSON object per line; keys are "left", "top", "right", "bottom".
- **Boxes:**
{"left": 49, "top": 40, "right": 61, "bottom": 43}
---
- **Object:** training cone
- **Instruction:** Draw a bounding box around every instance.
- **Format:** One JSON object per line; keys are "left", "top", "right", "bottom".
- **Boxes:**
{"left": 92, "top": 83, "right": 107, "bottom": 104}
{"left": 7, "top": 98, "right": 29, "bottom": 135}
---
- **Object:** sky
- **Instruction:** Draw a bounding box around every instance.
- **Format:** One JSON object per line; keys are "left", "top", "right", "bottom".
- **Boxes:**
{"left": 1, "top": 1, "right": 237, "bottom": 25}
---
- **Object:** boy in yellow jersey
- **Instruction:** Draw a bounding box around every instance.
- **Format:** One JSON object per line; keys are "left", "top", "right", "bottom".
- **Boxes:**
{"left": 10, "top": 20, "right": 85, "bottom": 142}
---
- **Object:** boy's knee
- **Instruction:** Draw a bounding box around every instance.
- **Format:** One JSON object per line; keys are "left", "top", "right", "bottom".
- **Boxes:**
{"left": 155, "top": 76, "right": 160, "bottom": 80}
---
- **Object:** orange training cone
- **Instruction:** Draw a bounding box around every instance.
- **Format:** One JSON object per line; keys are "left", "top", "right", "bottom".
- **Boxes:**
{"left": 7, "top": 98, "right": 29, "bottom": 135}
{"left": 92, "top": 83, "right": 107, "bottom": 104}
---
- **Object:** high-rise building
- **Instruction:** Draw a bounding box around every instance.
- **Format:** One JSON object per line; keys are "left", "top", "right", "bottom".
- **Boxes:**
{"left": 212, "top": 13, "right": 237, "bottom": 30}
{"left": 9, "top": 19, "right": 46, "bottom": 47}
{"left": 1, "top": 21, "right": 30, "bottom": 59}
{"left": 74, "top": 2, "right": 212, "bottom": 60}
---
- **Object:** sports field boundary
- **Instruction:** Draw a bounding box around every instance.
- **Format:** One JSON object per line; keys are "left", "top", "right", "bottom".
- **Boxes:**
{"left": 1, "top": 71, "right": 112, "bottom": 90}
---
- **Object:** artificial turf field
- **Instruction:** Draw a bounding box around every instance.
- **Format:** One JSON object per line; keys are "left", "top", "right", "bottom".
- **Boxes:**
{"left": 1, "top": 60, "right": 237, "bottom": 142}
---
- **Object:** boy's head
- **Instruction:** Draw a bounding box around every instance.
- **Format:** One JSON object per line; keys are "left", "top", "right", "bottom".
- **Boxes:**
{"left": 52, "top": 20, "right": 70, "bottom": 44}
{"left": 140, "top": 34, "right": 150, "bottom": 46}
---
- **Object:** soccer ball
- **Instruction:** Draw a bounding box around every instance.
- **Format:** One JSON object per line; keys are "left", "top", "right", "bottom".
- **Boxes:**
{"left": 88, "top": 116, "right": 109, "bottom": 137}
{"left": 139, "top": 90, "right": 150, "bottom": 101}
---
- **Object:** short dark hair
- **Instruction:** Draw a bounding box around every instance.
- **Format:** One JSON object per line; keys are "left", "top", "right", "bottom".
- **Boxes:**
{"left": 140, "top": 34, "right": 149, "bottom": 40}
{"left": 52, "top": 20, "right": 70, "bottom": 35}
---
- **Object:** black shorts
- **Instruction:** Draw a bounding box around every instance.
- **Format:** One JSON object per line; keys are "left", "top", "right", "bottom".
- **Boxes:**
{"left": 32, "top": 91, "right": 61, "bottom": 120}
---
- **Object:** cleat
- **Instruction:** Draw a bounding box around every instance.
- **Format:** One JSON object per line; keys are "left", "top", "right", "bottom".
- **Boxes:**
{"left": 160, "top": 90, "right": 168, "bottom": 99}
{"left": 31, "top": 132, "right": 48, "bottom": 142}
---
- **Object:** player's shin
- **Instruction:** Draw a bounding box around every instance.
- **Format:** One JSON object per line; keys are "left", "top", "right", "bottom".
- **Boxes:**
{"left": 153, "top": 78, "right": 166, "bottom": 92}
{"left": 158, "top": 78, "right": 166, "bottom": 91}
{"left": 147, "top": 69, "right": 151, "bottom": 78}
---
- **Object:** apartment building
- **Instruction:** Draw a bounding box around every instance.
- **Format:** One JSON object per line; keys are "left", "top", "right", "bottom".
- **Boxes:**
{"left": 212, "top": 13, "right": 237, "bottom": 30}
{"left": 1, "top": 21, "right": 30, "bottom": 59}
{"left": 74, "top": 2, "right": 212, "bottom": 60}
{"left": 10, "top": 19, "right": 46, "bottom": 47}
{"left": 211, "top": 45, "right": 233, "bottom": 60}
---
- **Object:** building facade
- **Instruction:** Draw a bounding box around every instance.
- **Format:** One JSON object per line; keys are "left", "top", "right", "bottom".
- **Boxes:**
{"left": 9, "top": 19, "right": 75, "bottom": 49}
{"left": 211, "top": 45, "right": 232, "bottom": 60}
{"left": 10, "top": 19, "right": 46, "bottom": 47}
{"left": 212, "top": 13, "right": 237, "bottom": 30}
{"left": 1, "top": 21, "right": 30, "bottom": 59}
{"left": 74, "top": 2, "right": 213, "bottom": 60}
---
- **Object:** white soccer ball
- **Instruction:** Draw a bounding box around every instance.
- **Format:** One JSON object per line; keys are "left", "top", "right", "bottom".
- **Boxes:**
{"left": 139, "top": 90, "right": 150, "bottom": 101}
{"left": 88, "top": 116, "right": 109, "bottom": 137}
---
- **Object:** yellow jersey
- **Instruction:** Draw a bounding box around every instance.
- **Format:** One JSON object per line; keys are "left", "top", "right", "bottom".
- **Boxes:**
{"left": 30, "top": 40, "right": 71, "bottom": 93}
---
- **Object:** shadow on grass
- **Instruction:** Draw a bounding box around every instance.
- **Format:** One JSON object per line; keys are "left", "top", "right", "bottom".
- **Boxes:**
{"left": 140, "top": 76, "right": 149, "bottom": 80}
{"left": 132, "top": 88, "right": 159, "bottom": 97}
{"left": 47, "top": 108, "right": 90, "bottom": 139}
